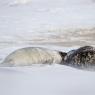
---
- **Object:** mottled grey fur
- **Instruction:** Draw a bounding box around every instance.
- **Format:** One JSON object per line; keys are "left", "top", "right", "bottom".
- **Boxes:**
{"left": 63, "top": 46, "right": 95, "bottom": 70}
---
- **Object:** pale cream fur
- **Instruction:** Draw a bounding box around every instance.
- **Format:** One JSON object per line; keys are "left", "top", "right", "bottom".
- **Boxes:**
{"left": 2, "top": 47, "right": 62, "bottom": 66}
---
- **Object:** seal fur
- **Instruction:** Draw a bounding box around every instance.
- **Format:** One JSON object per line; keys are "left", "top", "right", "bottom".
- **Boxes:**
{"left": 1, "top": 47, "right": 67, "bottom": 66}
{"left": 63, "top": 46, "right": 95, "bottom": 70}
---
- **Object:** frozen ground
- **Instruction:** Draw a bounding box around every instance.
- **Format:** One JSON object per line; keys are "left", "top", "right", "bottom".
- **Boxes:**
{"left": 0, "top": 0, "right": 95, "bottom": 95}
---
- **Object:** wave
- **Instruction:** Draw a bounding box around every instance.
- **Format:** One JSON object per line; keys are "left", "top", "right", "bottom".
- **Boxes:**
{"left": 0, "top": 27, "right": 95, "bottom": 48}
{"left": 0, "top": 0, "right": 94, "bottom": 7}
{"left": 11, "top": 0, "right": 32, "bottom": 5}
{"left": 0, "top": 0, "right": 32, "bottom": 6}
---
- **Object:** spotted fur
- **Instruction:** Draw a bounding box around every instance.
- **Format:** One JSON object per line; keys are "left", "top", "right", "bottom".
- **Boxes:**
{"left": 63, "top": 46, "right": 95, "bottom": 70}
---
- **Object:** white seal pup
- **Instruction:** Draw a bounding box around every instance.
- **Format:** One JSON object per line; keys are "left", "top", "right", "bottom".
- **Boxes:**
{"left": 63, "top": 46, "right": 95, "bottom": 70}
{"left": 1, "top": 47, "right": 67, "bottom": 67}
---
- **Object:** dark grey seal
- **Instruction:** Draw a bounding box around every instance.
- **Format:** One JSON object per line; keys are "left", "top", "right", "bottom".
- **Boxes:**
{"left": 62, "top": 46, "right": 95, "bottom": 70}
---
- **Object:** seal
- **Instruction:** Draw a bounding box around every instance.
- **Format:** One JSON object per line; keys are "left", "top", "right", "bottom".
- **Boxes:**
{"left": 1, "top": 47, "right": 67, "bottom": 67}
{"left": 63, "top": 46, "right": 95, "bottom": 70}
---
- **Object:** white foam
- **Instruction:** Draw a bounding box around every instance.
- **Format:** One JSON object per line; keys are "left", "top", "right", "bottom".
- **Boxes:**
{"left": 11, "top": 0, "right": 32, "bottom": 5}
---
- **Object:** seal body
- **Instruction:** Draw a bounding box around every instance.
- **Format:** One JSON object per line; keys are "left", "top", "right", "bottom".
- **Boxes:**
{"left": 63, "top": 46, "right": 95, "bottom": 70}
{"left": 2, "top": 47, "right": 66, "bottom": 66}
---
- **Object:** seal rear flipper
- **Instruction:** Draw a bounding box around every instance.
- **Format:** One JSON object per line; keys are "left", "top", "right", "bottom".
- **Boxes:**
{"left": 58, "top": 51, "right": 67, "bottom": 64}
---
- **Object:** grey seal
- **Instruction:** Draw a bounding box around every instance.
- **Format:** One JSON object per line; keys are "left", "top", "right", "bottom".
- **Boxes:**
{"left": 62, "top": 46, "right": 95, "bottom": 70}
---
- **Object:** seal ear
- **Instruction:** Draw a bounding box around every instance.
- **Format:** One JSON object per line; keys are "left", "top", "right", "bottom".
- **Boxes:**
{"left": 59, "top": 52, "right": 67, "bottom": 63}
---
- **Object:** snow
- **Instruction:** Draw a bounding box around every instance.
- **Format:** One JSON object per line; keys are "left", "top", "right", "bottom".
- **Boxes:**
{"left": 0, "top": 65, "right": 95, "bottom": 95}
{"left": 0, "top": 0, "right": 95, "bottom": 95}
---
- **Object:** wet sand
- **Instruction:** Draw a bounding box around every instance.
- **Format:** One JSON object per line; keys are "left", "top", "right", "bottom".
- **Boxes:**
{"left": 0, "top": 27, "right": 95, "bottom": 48}
{"left": 21, "top": 27, "right": 95, "bottom": 47}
